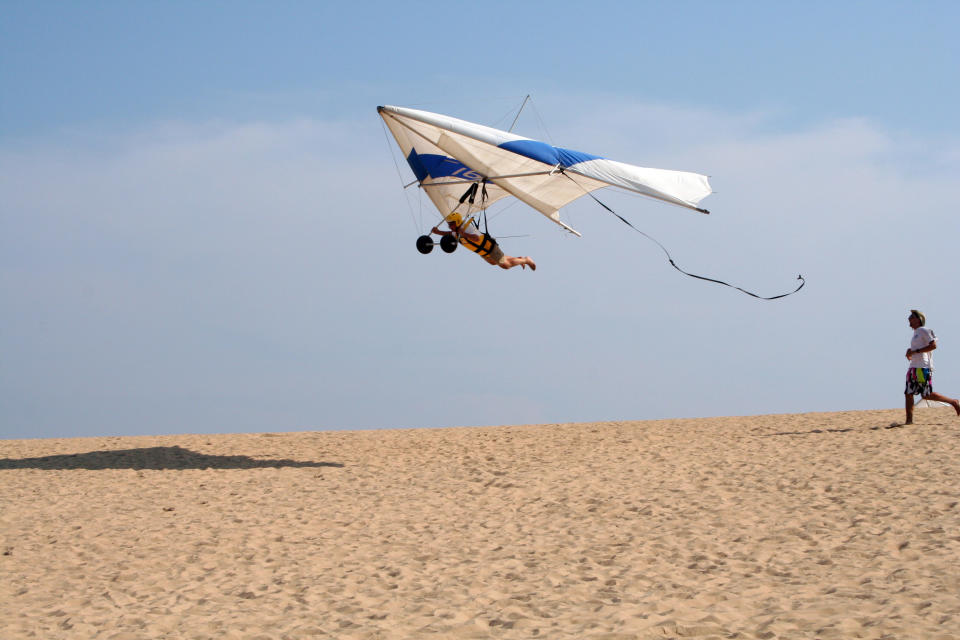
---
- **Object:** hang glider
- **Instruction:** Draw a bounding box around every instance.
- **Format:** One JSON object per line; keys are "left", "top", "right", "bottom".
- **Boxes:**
{"left": 378, "top": 105, "right": 712, "bottom": 237}
{"left": 379, "top": 103, "right": 804, "bottom": 298}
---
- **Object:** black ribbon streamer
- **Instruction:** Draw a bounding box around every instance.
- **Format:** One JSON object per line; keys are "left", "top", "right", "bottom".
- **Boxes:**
{"left": 583, "top": 190, "right": 805, "bottom": 301}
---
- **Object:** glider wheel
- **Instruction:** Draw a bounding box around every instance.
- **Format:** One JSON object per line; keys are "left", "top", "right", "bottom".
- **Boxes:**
{"left": 440, "top": 234, "right": 458, "bottom": 253}
{"left": 416, "top": 235, "right": 434, "bottom": 254}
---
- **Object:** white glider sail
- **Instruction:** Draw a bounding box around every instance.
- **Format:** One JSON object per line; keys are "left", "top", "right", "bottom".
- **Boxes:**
{"left": 378, "top": 105, "right": 712, "bottom": 236}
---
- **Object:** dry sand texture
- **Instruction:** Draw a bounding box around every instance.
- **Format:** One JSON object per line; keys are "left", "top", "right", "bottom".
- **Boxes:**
{"left": 2, "top": 408, "right": 960, "bottom": 639}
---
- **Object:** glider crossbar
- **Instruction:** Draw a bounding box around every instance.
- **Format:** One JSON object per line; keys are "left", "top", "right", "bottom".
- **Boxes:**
{"left": 420, "top": 170, "right": 556, "bottom": 188}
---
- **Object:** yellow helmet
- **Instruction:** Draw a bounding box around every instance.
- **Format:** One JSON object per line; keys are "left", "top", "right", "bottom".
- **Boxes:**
{"left": 445, "top": 213, "right": 463, "bottom": 227}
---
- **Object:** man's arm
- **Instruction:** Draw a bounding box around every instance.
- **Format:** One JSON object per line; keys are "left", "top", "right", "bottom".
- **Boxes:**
{"left": 908, "top": 340, "right": 937, "bottom": 357}
{"left": 432, "top": 226, "right": 483, "bottom": 243}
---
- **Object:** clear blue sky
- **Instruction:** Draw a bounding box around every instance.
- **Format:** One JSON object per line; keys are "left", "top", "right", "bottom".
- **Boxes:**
{"left": 3, "top": 1, "right": 959, "bottom": 439}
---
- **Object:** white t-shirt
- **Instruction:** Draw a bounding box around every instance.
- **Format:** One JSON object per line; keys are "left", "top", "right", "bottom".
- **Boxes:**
{"left": 909, "top": 327, "right": 936, "bottom": 368}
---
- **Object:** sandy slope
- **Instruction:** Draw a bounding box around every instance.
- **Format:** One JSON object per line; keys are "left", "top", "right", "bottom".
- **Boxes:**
{"left": 2, "top": 408, "right": 959, "bottom": 639}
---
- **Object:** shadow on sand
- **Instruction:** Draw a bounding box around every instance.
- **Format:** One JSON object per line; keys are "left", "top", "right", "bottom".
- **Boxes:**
{"left": 764, "top": 422, "right": 940, "bottom": 436}
{"left": 0, "top": 446, "right": 344, "bottom": 471}
{"left": 762, "top": 428, "right": 855, "bottom": 437}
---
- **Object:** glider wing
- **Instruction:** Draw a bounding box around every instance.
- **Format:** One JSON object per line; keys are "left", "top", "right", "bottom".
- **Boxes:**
{"left": 378, "top": 105, "right": 712, "bottom": 235}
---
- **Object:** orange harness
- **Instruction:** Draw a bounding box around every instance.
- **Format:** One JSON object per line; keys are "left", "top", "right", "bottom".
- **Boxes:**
{"left": 457, "top": 231, "right": 498, "bottom": 257}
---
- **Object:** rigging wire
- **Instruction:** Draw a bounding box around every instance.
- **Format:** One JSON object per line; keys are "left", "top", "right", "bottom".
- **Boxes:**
{"left": 479, "top": 94, "right": 543, "bottom": 238}
{"left": 563, "top": 173, "right": 805, "bottom": 300}
{"left": 380, "top": 118, "right": 421, "bottom": 234}
{"left": 508, "top": 95, "right": 531, "bottom": 133}
{"left": 527, "top": 98, "right": 556, "bottom": 146}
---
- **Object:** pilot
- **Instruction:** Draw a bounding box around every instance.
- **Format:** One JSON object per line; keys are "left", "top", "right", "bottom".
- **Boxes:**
{"left": 431, "top": 213, "right": 536, "bottom": 271}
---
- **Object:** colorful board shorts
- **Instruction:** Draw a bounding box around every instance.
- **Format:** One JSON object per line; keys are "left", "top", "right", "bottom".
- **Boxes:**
{"left": 905, "top": 368, "right": 933, "bottom": 397}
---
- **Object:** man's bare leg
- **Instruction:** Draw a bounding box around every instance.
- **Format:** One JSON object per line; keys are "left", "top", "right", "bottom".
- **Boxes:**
{"left": 921, "top": 392, "right": 960, "bottom": 415}
{"left": 905, "top": 393, "right": 914, "bottom": 425}
{"left": 498, "top": 256, "right": 536, "bottom": 271}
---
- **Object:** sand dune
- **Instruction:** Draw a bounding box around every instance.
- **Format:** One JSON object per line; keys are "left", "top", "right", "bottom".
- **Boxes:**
{"left": 2, "top": 408, "right": 959, "bottom": 639}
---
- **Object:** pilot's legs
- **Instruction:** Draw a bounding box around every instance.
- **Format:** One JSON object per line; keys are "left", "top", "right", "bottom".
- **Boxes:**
{"left": 498, "top": 256, "right": 536, "bottom": 271}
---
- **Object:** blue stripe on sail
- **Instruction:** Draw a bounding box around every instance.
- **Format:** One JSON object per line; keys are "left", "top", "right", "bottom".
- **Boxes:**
{"left": 557, "top": 147, "right": 602, "bottom": 167}
{"left": 406, "top": 149, "right": 429, "bottom": 182}
{"left": 406, "top": 149, "right": 484, "bottom": 182}
{"left": 498, "top": 140, "right": 558, "bottom": 165}
{"left": 499, "top": 140, "right": 602, "bottom": 167}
